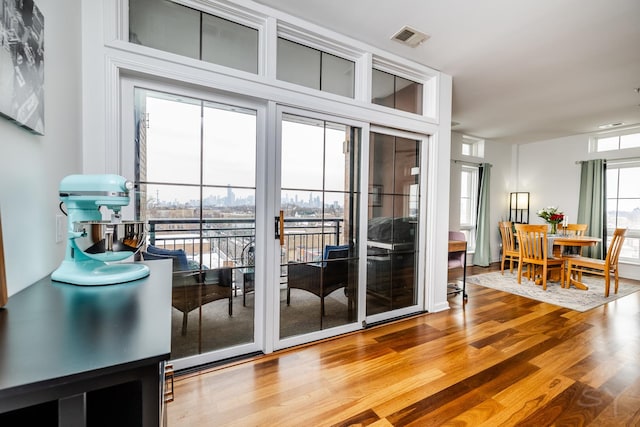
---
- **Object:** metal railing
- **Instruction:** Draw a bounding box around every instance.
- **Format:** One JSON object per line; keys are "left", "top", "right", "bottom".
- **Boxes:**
{"left": 147, "top": 217, "right": 344, "bottom": 270}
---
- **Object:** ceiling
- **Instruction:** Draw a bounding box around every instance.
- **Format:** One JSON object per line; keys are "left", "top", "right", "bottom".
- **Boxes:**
{"left": 253, "top": 0, "right": 640, "bottom": 144}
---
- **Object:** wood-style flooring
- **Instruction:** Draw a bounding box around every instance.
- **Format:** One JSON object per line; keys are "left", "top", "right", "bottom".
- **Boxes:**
{"left": 167, "top": 264, "right": 640, "bottom": 426}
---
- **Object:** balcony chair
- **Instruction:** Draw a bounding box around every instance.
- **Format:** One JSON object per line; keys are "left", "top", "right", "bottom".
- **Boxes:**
{"left": 498, "top": 221, "right": 519, "bottom": 274}
{"left": 287, "top": 244, "right": 350, "bottom": 316}
{"left": 240, "top": 239, "right": 255, "bottom": 306}
{"left": 142, "top": 245, "right": 232, "bottom": 335}
{"left": 566, "top": 228, "right": 626, "bottom": 297}
{"left": 514, "top": 224, "right": 564, "bottom": 291}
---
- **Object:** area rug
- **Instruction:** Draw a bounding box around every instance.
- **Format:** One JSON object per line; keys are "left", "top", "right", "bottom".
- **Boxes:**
{"left": 466, "top": 271, "right": 640, "bottom": 312}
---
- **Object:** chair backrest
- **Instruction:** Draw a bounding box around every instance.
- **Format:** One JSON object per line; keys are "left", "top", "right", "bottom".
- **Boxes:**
{"left": 242, "top": 240, "right": 255, "bottom": 266}
{"left": 562, "top": 223, "right": 588, "bottom": 236}
{"left": 449, "top": 231, "right": 465, "bottom": 241}
{"left": 145, "top": 245, "right": 190, "bottom": 271}
{"left": 515, "top": 224, "right": 550, "bottom": 262}
{"left": 498, "top": 221, "right": 516, "bottom": 252}
{"left": 605, "top": 228, "right": 627, "bottom": 268}
{"left": 324, "top": 245, "right": 349, "bottom": 279}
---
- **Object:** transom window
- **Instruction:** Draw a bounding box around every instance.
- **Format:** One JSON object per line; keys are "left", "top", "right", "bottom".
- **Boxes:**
{"left": 461, "top": 135, "right": 484, "bottom": 158}
{"left": 594, "top": 130, "right": 640, "bottom": 152}
{"left": 371, "top": 69, "right": 423, "bottom": 115}
{"left": 276, "top": 38, "right": 355, "bottom": 98}
{"left": 129, "top": 0, "right": 259, "bottom": 74}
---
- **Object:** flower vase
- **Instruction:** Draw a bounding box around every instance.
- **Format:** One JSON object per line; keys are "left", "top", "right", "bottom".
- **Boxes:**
{"left": 550, "top": 223, "right": 557, "bottom": 234}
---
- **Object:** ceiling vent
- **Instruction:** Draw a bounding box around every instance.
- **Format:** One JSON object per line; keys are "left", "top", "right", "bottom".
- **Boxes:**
{"left": 391, "top": 26, "right": 430, "bottom": 48}
{"left": 598, "top": 122, "right": 625, "bottom": 129}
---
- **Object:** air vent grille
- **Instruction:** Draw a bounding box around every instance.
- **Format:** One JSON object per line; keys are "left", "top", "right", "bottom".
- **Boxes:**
{"left": 391, "top": 26, "right": 430, "bottom": 48}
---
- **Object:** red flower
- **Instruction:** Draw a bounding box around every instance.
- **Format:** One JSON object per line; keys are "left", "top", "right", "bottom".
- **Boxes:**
{"left": 550, "top": 213, "right": 564, "bottom": 222}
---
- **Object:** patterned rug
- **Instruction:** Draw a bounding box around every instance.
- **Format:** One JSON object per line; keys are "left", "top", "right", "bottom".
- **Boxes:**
{"left": 466, "top": 271, "right": 640, "bottom": 312}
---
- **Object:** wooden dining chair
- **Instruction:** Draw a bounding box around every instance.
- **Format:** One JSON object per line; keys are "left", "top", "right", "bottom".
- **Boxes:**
{"left": 566, "top": 228, "right": 626, "bottom": 297}
{"left": 515, "top": 224, "right": 564, "bottom": 290}
{"left": 498, "top": 221, "right": 519, "bottom": 274}
{"left": 563, "top": 223, "right": 588, "bottom": 236}
{"left": 558, "top": 223, "right": 588, "bottom": 256}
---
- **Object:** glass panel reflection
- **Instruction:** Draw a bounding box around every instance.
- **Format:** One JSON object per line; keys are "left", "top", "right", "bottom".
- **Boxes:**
{"left": 371, "top": 69, "right": 423, "bottom": 115}
{"left": 366, "top": 132, "right": 420, "bottom": 316}
{"left": 371, "top": 69, "right": 395, "bottom": 109}
{"left": 395, "top": 76, "right": 423, "bottom": 115}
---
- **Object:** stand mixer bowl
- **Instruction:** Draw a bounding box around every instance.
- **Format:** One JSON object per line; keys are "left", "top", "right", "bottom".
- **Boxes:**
{"left": 74, "top": 220, "right": 147, "bottom": 262}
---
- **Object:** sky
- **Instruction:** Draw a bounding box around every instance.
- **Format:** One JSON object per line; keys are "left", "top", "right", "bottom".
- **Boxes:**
{"left": 143, "top": 91, "right": 351, "bottom": 207}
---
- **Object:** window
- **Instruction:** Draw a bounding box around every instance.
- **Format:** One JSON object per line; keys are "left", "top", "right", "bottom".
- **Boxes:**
{"left": 129, "top": 0, "right": 259, "bottom": 74}
{"left": 371, "top": 69, "right": 423, "bottom": 115}
{"left": 606, "top": 160, "right": 640, "bottom": 264}
{"left": 461, "top": 135, "right": 484, "bottom": 158}
{"left": 459, "top": 165, "right": 479, "bottom": 251}
{"left": 594, "top": 130, "right": 640, "bottom": 152}
{"left": 276, "top": 38, "right": 355, "bottom": 98}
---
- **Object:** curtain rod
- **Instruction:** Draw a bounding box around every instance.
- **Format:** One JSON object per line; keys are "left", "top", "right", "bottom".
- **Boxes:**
{"left": 451, "top": 159, "right": 492, "bottom": 167}
{"left": 575, "top": 156, "right": 640, "bottom": 164}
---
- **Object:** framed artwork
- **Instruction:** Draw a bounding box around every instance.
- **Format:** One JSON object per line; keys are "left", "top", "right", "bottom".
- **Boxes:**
{"left": 0, "top": 211, "right": 7, "bottom": 307}
{"left": 0, "top": 0, "right": 45, "bottom": 135}
{"left": 369, "top": 184, "right": 383, "bottom": 207}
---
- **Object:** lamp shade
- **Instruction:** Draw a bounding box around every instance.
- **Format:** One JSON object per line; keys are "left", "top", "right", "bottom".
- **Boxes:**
{"left": 509, "top": 191, "right": 530, "bottom": 223}
{"left": 516, "top": 192, "right": 529, "bottom": 209}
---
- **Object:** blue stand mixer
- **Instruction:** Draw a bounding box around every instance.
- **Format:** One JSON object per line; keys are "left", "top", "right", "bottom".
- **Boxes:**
{"left": 51, "top": 174, "right": 150, "bottom": 285}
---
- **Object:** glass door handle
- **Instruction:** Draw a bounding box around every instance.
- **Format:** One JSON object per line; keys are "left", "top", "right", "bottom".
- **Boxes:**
{"left": 275, "top": 210, "right": 284, "bottom": 246}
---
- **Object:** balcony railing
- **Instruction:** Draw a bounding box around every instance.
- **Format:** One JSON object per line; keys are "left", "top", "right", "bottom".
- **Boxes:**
{"left": 147, "top": 217, "right": 344, "bottom": 271}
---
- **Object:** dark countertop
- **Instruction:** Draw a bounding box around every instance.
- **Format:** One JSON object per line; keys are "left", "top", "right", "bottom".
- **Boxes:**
{"left": 0, "top": 259, "right": 172, "bottom": 401}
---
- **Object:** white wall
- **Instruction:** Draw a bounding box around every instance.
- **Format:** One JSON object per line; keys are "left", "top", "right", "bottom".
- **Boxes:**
{"left": 516, "top": 134, "right": 640, "bottom": 279}
{"left": 449, "top": 132, "right": 512, "bottom": 265}
{"left": 517, "top": 135, "right": 584, "bottom": 226}
{"left": 0, "top": 0, "right": 82, "bottom": 296}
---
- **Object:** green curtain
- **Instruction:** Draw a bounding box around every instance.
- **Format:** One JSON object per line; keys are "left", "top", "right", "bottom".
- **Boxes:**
{"left": 474, "top": 163, "right": 492, "bottom": 266}
{"left": 577, "top": 159, "right": 606, "bottom": 258}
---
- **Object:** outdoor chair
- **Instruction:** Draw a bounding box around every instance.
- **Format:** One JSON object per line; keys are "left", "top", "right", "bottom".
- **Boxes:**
{"left": 142, "top": 245, "right": 232, "bottom": 335}
{"left": 287, "top": 244, "right": 350, "bottom": 315}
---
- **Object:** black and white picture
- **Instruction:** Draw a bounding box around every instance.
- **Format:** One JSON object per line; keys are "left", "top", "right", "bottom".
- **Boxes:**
{"left": 0, "top": 0, "right": 44, "bottom": 135}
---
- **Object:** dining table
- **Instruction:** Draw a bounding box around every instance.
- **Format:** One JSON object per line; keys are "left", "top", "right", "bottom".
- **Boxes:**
{"left": 549, "top": 235, "right": 602, "bottom": 290}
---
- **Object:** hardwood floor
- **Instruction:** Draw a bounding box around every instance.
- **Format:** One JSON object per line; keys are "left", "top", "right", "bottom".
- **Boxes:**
{"left": 167, "top": 264, "right": 640, "bottom": 426}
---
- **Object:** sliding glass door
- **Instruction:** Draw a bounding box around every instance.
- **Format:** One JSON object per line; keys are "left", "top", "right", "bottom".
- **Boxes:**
{"left": 123, "top": 81, "right": 426, "bottom": 366}
{"left": 276, "top": 111, "right": 361, "bottom": 345}
{"left": 132, "top": 87, "right": 261, "bottom": 366}
{"left": 365, "top": 131, "right": 424, "bottom": 322}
